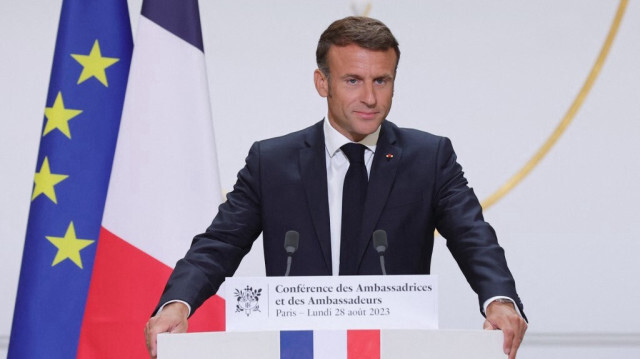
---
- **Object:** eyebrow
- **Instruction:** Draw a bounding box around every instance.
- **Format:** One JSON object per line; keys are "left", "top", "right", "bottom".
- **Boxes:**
{"left": 340, "top": 73, "right": 394, "bottom": 80}
{"left": 341, "top": 73, "right": 363, "bottom": 80}
{"left": 376, "top": 74, "right": 394, "bottom": 80}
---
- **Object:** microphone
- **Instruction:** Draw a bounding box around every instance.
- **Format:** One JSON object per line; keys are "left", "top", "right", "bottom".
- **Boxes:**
{"left": 373, "top": 230, "right": 388, "bottom": 275}
{"left": 283, "top": 230, "right": 299, "bottom": 276}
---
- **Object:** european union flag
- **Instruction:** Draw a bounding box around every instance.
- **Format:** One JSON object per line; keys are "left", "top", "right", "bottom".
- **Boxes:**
{"left": 9, "top": 0, "right": 132, "bottom": 357}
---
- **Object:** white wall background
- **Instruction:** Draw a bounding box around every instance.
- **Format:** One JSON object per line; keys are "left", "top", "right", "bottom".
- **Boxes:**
{"left": 1, "top": 0, "right": 639, "bottom": 358}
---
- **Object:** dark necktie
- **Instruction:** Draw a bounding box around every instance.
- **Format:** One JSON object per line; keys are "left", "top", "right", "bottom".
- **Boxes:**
{"left": 339, "top": 143, "right": 368, "bottom": 275}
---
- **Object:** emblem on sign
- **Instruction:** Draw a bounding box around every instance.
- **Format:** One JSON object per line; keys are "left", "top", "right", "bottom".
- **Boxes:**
{"left": 234, "top": 285, "right": 262, "bottom": 316}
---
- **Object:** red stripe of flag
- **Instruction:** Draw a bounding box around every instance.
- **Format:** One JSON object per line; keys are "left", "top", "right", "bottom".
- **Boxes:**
{"left": 77, "top": 227, "right": 225, "bottom": 358}
{"left": 347, "top": 330, "right": 380, "bottom": 359}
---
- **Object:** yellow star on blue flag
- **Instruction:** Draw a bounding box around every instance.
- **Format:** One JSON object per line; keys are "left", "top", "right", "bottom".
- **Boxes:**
{"left": 43, "top": 92, "right": 82, "bottom": 138}
{"left": 71, "top": 39, "right": 120, "bottom": 87}
{"left": 46, "top": 222, "right": 94, "bottom": 269}
{"left": 32, "top": 156, "right": 69, "bottom": 204}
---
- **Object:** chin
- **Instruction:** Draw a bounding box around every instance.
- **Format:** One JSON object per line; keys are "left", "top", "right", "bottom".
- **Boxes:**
{"left": 355, "top": 122, "right": 382, "bottom": 136}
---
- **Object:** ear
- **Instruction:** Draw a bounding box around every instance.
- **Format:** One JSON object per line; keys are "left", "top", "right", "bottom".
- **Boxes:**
{"left": 314, "top": 69, "right": 329, "bottom": 98}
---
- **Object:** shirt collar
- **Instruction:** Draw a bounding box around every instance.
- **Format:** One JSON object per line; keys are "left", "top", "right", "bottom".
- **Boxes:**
{"left": 323, "top": 116, "right": 380, "bottom": 158}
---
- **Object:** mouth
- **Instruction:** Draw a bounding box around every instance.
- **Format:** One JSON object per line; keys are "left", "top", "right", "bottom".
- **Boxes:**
{"left": 354, "top": 111, "right": 379, "bottom": 120}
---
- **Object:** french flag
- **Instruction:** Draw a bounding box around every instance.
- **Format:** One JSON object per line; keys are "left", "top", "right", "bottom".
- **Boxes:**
{"left": 77, "top": 0, "right": 225, "bottom": 357}
{"left": 280, "top": 330, "right": 381, "bottom": 359}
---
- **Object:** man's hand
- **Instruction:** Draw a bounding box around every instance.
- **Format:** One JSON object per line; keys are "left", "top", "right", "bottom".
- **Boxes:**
{"left": 483, "top": 300, "right": 527, "bottom": 359}
{"left": 144, "top": 302, "right": 189, "bottom": 359}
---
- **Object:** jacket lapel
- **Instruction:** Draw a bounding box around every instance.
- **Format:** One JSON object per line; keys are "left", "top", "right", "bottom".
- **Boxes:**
{"left": 299, "top": 121, "right": 332, "bottom": 272}
{"left": 356, "top": 121, "right": 401, "bottom": 271}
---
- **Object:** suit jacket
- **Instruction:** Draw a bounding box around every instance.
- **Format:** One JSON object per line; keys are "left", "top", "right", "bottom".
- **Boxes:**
{"left": 157, "top": 120, "right": 525, "bottom": 317}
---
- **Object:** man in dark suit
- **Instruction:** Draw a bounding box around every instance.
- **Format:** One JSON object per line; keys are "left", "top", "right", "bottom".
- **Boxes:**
{"left": 145, "top": 16, "right": 527, "bottom": 359}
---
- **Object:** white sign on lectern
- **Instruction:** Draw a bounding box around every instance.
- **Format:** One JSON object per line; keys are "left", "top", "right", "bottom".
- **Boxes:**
{"left": 224, "top": 275, "right": 437, "bottom": 331}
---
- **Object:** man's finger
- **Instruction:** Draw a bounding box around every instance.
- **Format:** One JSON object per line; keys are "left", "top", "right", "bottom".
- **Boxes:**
{"left": 510, "top": 320, "right": 528, "bottom": 359}
{"left": 501, "top": 327, "right": 514, "bottom": 356}
{"left": 482, "top": 319, "right": 495, "bottom": 330}
{"left": 145, "top": 304, "right": 190, "bottom": 358}
{"left": 147, "top": 329, "right": 158, "bottom": 358}
{"left": 150, "top": 336, "right": 157, "bottom": 359}
{"left": 509, "top": 333, "right": 522, "bottom": 359}
{"left": 145, "top": 318, "right": 159, "bottom": 358}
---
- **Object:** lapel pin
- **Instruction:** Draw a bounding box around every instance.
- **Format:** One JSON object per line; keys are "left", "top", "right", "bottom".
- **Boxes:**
{"left": 385, "top": 153, "right": 394, "bottom": 160}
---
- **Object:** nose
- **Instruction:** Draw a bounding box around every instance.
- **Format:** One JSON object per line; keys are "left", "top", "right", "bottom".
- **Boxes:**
{"left": 361, "top": 81, "right": 376, "bottom": 107}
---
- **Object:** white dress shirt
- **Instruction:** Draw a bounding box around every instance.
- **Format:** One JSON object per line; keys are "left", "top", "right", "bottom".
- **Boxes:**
{"left": 323, "top": 117, "right": 380, "bottom": 276}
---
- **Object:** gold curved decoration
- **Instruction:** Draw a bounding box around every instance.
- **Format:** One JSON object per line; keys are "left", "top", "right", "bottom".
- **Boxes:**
{"left": 352, "top": 1, "right": 372, "bottom": 17}
{"left": 481, "top": 0, "right": 628, "bottom": 210}
{"left": 362, "top": 3, "right": 372, "bottom": 17}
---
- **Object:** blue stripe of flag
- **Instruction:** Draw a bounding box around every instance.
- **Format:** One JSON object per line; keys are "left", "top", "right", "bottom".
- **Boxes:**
{"left": 142, "top": 0, "right": 204, "bottom": 51}
{"left": 281, "top": 330, "right": 314, "bottom": 359}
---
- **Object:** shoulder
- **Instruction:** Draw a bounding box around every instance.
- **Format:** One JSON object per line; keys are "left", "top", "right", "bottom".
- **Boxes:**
{"left": 254, "top": 120, "right": 323, "bottom": 153}
{"left": 383, "top": 120, "right": 450, "bottom": 150}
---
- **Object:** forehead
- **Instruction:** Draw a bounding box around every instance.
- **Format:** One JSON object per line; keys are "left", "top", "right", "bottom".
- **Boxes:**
{"left": 326, "top": 44, "right": 397, "bottom": 76}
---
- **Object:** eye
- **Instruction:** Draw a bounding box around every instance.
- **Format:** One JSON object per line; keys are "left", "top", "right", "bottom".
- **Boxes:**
{"left": 375, "top": 78, "right": 387, "bottom": 85}
{"left": 346, "top": 78, "right": 358, "bottom": 85}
